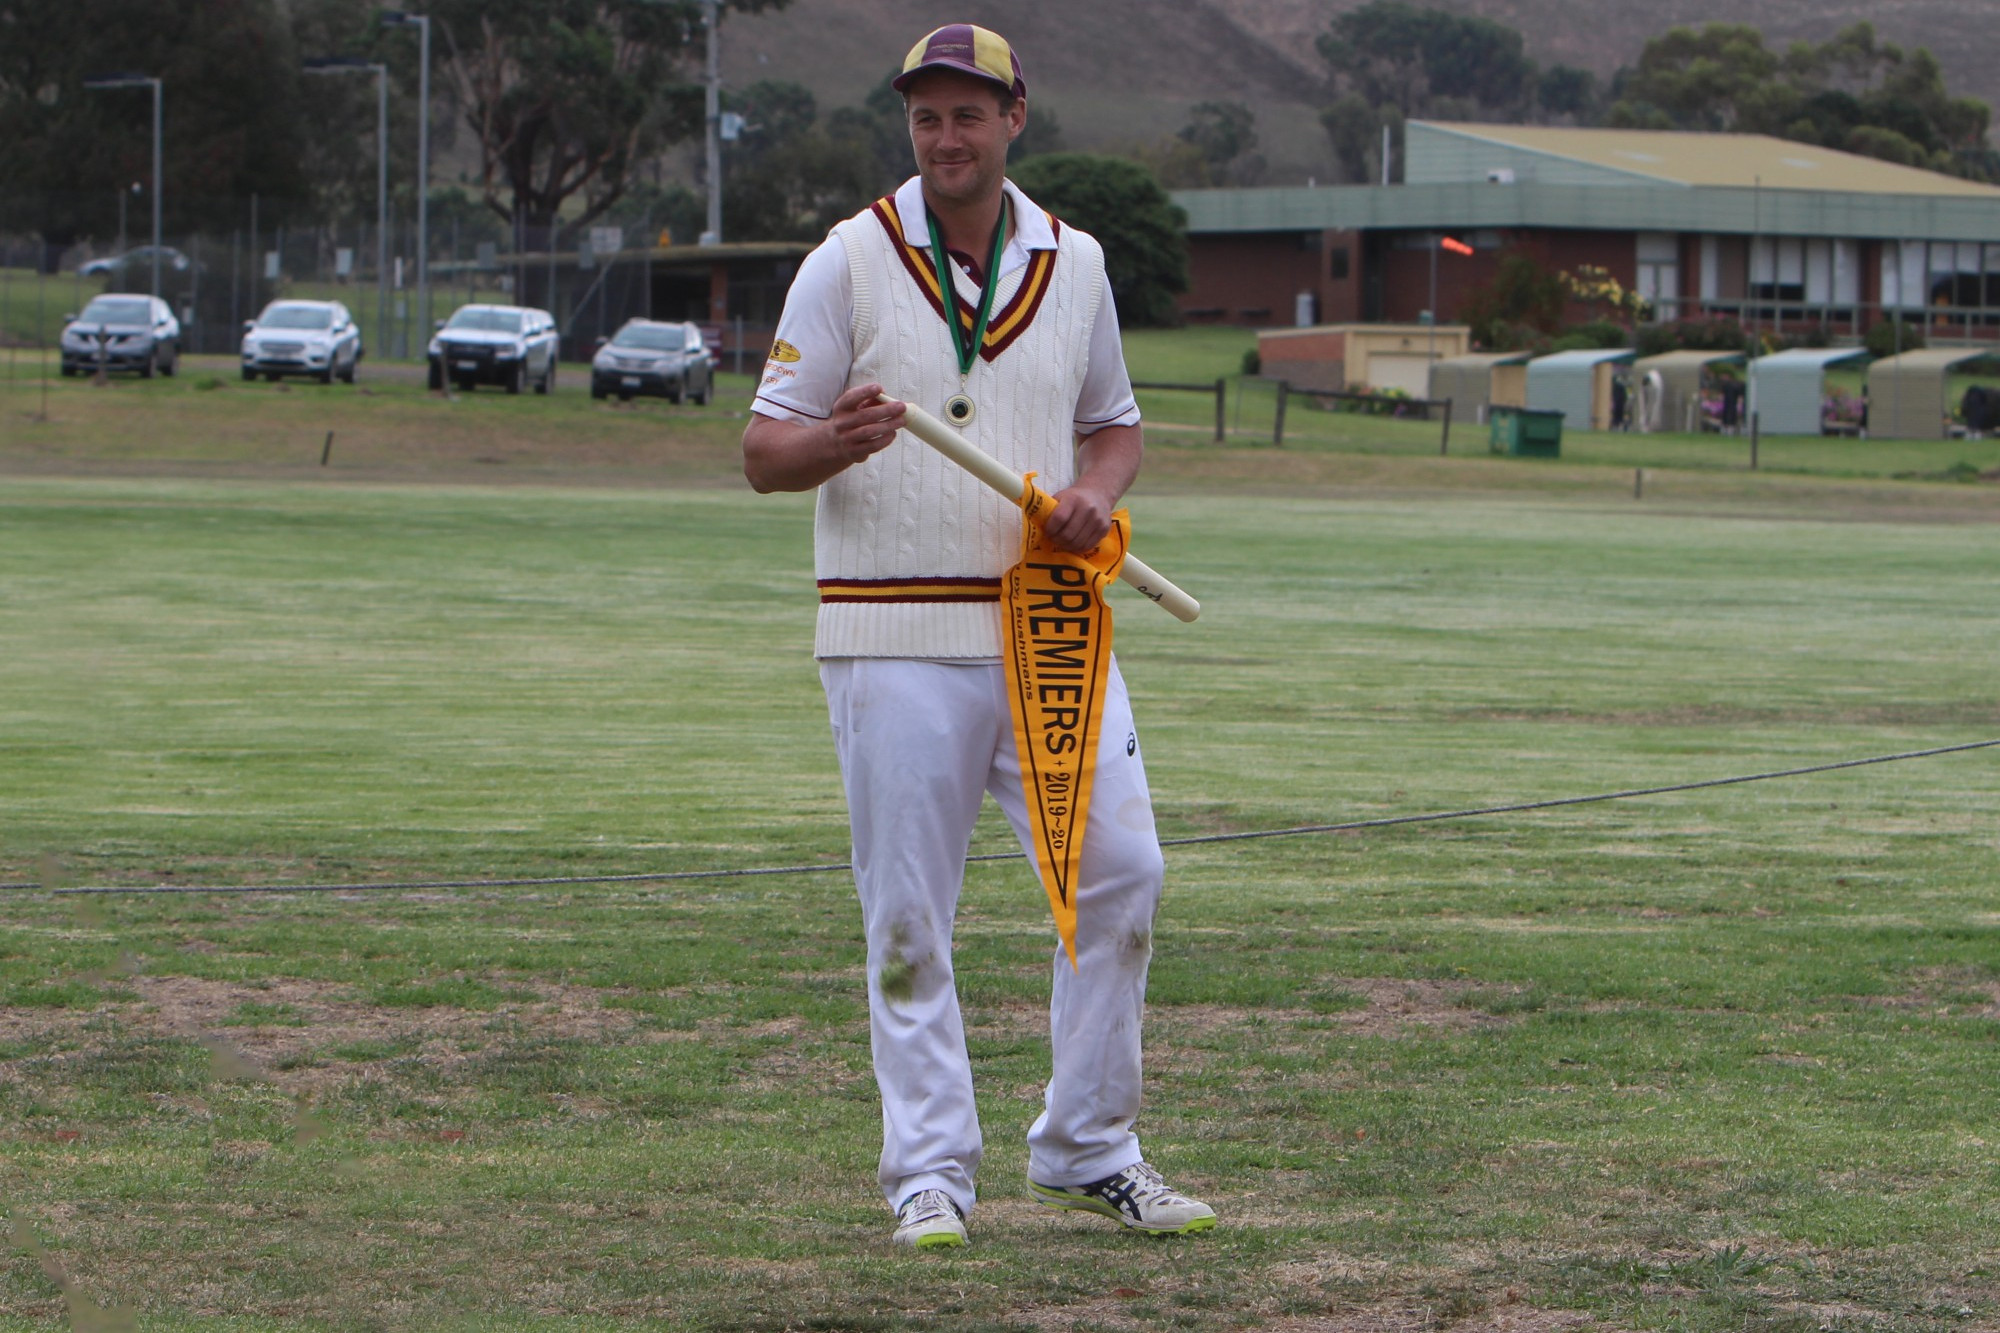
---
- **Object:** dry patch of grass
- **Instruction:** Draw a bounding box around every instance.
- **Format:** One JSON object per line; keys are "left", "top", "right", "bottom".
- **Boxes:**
{"left": 0, "top": 975, "right": 652, "bottom": 1105}
{"left": 1008, "top": 1287, "right": 1619, "bottom": 1333}
{"left": 1860, "top": 967, "right": 2000, "bottom": 1018}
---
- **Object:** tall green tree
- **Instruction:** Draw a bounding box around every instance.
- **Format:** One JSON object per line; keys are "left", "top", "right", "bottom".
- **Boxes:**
{"left": 1605, "top": 22, "right": 1788, "bottom": 132}
{"left": 1608, "top": 21, "right": 1993, "bottom": 179}
{"left": 1318, "top": 1, "right": 1536, "bottom": 121}
{"left": 1320, "top": 95, "right": 1398, "bottom": 185}
{"left": 0, "top": 0, "right": 309, "bottom": 255}
{"left": 411, "top": 0, "right": 785, "bottom": 239}
{"left": 720, "top": 81, "right": 883, "bottom": 242}
{"left": 1009, "top": 154, "right": 1187, "bottom": 327}
{"left": 1315, "top": 0, "right": 1580, "bottom": 182}
{"left": 1179, "top": 102, "right": 1257, "bottom": 172}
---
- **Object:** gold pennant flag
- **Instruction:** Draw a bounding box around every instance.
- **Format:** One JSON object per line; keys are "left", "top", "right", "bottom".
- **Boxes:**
{"left": 1002, "top": 474, "right": 1129, "bottom": 968}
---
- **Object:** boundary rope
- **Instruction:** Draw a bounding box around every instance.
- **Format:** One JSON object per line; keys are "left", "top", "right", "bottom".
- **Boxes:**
{"left": 9, "top": 738, "right": 1996, "bottom": 897}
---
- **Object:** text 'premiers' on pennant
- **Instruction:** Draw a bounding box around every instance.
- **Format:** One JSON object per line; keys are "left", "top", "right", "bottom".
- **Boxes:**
{"left": 1002, "top": 475, "right": 1129, "bottom": 967}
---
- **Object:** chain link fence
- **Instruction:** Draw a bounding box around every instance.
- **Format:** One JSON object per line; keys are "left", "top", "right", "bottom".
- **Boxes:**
{"left": 0, "top": 201, "right": 562, "bottom": 364}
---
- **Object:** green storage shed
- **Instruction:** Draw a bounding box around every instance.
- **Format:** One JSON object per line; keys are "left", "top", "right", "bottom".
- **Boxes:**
{"left": 1746, "top": 347, "right": 1870, "bottom": 436}
{"left": 1525, "top": 348, "right": 1635, "bottom": 431}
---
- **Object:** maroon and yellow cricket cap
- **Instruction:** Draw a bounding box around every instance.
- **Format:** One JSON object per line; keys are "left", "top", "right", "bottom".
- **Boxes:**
{"left": 891, "top": 24, "right": 1026, "bottom": 100}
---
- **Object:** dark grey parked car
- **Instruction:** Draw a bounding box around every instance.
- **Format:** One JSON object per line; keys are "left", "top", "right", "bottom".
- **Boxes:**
{"left": 590, "top": 320, "right": 712, "bottom": 403}
{"left": 59, "top": 294, "right": 180, "bottom": 378}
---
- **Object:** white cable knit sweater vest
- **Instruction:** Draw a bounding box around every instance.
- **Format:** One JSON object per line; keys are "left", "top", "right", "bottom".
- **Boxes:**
{"left": 813, "top": 194, "right": 1105, "bottom": 659}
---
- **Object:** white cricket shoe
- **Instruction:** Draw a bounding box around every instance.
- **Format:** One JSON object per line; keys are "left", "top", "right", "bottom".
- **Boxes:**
{"left": 1029, "top": 1161, "right": 1217, "bottom": 1234}
{"left": 892, "top": 1188, "right": 967, "bottom": 1249}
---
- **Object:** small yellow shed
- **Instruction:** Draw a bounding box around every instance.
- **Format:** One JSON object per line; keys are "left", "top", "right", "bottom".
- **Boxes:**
{"left": 1258, "top": 323, "right": 1471, "bottom": 396}
{"left": 1868, "top": 347, "right": 1990, "bottom": 439}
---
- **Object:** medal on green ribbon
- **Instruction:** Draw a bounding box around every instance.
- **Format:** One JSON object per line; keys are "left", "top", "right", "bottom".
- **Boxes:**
{"left": 927, "top": 196, "right": 1010, "bottom": 428}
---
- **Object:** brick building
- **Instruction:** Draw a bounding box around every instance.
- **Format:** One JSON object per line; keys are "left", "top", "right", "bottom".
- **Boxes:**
{"left": 1173, "top": 122, "right": 2000, "bottom": 342}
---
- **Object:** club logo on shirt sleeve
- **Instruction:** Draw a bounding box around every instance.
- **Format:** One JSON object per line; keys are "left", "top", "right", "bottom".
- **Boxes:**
{"left": 768, "top": 339, "right": 801, "bottom": 363}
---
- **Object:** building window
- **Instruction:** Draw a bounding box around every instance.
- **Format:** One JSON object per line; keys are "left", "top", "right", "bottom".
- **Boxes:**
{"left": 1749, "top": 236, "right": 1805, "bottom": 315}
{"left": 1801, "top": 238, "right": 1858, "bottom": 320}
{"left": 1636, "top": 232, "right": 1678, "bottom": 320}
{"left": 1330, "top": 247, "right": 1350, "bottom": 280}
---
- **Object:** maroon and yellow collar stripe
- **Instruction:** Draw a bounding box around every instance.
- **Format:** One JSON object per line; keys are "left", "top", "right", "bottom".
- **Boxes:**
{"left": 819, "top": 575, "right": 1002, "bottom": 604}
{"left": 870, "top": 195, "right": 1060, "bottom": 363}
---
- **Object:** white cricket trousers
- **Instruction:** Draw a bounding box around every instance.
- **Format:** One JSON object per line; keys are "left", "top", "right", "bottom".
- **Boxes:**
{"left": 819, "top": 657, "right": 1166, "bottom": 1217}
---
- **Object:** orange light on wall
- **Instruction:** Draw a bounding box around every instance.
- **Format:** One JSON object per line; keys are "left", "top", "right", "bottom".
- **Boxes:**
{"left": 1441, "top": 236, "right": 1474, "bottom": 256}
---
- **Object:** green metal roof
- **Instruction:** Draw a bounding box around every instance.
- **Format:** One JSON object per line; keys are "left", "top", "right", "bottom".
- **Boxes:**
{"left": 1173, "top": 180, "right": 2000, "bottom": 243}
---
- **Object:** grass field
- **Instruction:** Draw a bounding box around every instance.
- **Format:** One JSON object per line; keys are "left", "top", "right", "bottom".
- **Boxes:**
{"left": 2, "top": 348, "right": 1999, "bottom": 1330}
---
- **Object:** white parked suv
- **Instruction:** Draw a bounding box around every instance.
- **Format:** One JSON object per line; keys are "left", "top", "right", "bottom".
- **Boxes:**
{"left": 59, "top": 294, "right": 180, "bottom": 378}
{"left": 241, "top": 300, "right": 363, "bottom": 384}
{"left": 428, "top": 304, "right": 560, "bottom": 394}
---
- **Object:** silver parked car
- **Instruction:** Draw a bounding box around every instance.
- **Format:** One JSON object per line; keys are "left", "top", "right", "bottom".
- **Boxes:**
{"left": 77, "top": 246, "right": 192, "bottom": 279}
{"left": 59, "top": 294, "right": 180, "bottom": 378}
{"left": 427, "top": 303, "right": 559, "bottom": 394}
{"left": 589, "top": 319, "right": 712, "bottom": 403}
{"left": 241, "top": 300, "right": 363, "bottom": 384}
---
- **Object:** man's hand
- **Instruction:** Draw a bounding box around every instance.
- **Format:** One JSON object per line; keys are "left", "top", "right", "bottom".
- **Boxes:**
{"left": 1040, "top": 482, "right": 1117, "bottom": 554}
{"left": 827, "top": 383, "right": 907, "bottom": 468}
{"left": 743, "top": 383, "right": 908, "bottom": 493}
{"left": 1039, "top": 423, "right": 1143, "bottom": 555}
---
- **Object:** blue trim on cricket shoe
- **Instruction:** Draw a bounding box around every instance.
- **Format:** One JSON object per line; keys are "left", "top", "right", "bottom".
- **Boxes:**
{"left": 1028, "top": 1161, "right": 1217, "bottom": 1234}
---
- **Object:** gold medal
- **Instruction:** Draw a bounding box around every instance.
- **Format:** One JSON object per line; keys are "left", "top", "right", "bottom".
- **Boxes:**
{"left": 944, "top": 392, "right": 976, "bottom": 426}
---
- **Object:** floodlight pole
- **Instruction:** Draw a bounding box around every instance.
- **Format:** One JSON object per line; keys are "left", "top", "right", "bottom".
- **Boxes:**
{"left": 304, "top": 58, "right": 390, "bottom": 357}
{"left": 376, "top": 65, "right": 391, "bottom": 351}
{"left": 149, "top": 77, "right": 162, "bottom": 299}
{"left": 83, "top": 75, "right": 163, "bottom": 297}
{"left": 382, "top": 11, "right": 432, "bottom": 337}
{"left": 702, "top": 0, "right": 722, "bottom": 246}
{"left": 633, "top": 0, "right": 724, "bottom": 245}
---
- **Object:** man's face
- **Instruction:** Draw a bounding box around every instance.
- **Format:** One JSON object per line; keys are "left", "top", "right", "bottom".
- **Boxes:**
{"left": 904, "top": 69, "right": 1025, "bottom": 209}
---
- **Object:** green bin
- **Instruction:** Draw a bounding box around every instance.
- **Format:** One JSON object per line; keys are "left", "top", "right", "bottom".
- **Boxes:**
{"left": 1488, "top": 406, "right": 1563, "bottom": 457}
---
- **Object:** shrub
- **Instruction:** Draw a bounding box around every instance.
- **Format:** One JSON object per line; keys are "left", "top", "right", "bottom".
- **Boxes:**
{"left": 1866, "top": 318, "right": 1926, "bottom": 359}
{"left": 1634, "top": 317, "right": 1748, "bottom": 357}
{"left": 1556, "top": 319, "right": 1629, "bottom": 350}
{"left": 1459, "top": 250, "right": 1566, "bottom": 349}
{"left": 1009, "top": 154, "right": 1188, "bottom": 327}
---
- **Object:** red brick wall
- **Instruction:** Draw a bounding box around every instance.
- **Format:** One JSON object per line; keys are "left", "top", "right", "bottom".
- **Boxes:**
{"left": 1375, "top": 230, "right": 1637, "bottom": 326}
{"left": 1179, "top": 229, "right": 1363, "bottom": 328}
{"left": 1184, "top": 227, "right": 1652, "bottom": 333}
{"left": 1180, "top": 233, "right": 1313, "bottom": 326}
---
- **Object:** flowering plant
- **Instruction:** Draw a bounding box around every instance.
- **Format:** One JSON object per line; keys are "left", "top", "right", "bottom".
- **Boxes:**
{"left": 1560, "top": 264, "right": 1651, "bottom": 323}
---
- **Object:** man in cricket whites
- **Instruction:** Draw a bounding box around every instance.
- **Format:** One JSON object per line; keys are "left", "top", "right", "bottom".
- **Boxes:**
{"left": 741, "top": 23, "right": 1216, "bottom": 1249}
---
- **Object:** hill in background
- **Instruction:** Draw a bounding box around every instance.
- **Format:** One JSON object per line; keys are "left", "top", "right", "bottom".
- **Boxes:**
{"left": 718, "top": 0, "right": 2000, "bottom": 185}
